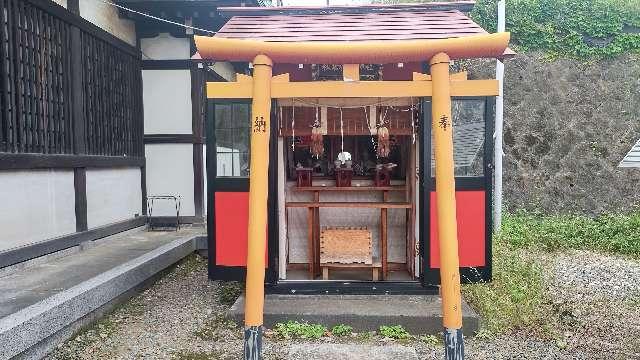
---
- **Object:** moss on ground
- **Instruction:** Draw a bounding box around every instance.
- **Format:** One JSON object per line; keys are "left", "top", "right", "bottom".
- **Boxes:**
{"left": 193, "top": 314, "right": 238, "bottom": 341}
{"left": 217, "top": 281, "right": 244, "bottom": 305}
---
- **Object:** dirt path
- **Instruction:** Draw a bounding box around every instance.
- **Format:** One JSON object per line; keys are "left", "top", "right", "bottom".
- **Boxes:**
{"left": 48, "top": 252, "right": 640, "bottom": 360}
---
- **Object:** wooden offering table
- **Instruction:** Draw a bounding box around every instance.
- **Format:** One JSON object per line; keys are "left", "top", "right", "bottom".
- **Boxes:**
{"left": 288, "top": 185, "right": 407, "bottom": 280}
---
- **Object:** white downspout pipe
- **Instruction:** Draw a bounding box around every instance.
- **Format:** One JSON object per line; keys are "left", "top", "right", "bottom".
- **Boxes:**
{"left": 493, "top": 0, "right": 506, "bottom": 231}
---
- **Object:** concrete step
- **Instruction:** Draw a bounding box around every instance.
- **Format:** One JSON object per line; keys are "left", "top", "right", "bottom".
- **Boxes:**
{"left": 0, "top": 227, "right": 205, "bottom": 360}
{"left": 229, "top": 294, "right": 479, "bottom": 334}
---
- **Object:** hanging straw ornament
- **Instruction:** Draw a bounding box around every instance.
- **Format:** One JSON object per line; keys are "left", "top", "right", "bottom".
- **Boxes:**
{"left": 377, "top": 106, "right": 390, "bottom": 158}
{"left": 310, "top": 106, "right": 324, "bottom": 158}
{"left": 340, "top": 107, "right": 344, "bottom": 154}
{"left": 411, "top": 97, "right": 416, "bottom": 145}
{"left": 291, "top": 100, "right": 296, "bottom": 151}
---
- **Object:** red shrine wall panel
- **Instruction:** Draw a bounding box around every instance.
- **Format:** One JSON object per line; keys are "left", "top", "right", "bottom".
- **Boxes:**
{"left": 429, "top": 190, "right": 486, "bottom": 268}
{"left": 214, "top": 192, "right": 268, "bottom": 267}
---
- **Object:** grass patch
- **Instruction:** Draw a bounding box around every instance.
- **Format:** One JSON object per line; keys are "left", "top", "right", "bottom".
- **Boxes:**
{"left": 273, "top": 321, "right": 327, "bottom": 339}
{"left": 218, "top": 281, "right": 244, "bottom": 305}
{"left": 330, "top": 324, "right": 353, "bottom": 337}
{"left": 378, "top": 325, "right": 411, "bottom": 340}
{"left": 462, "top": 235, "right": 556, "bottom": 337}
{"left": 501, "top": 211, "right": 640, "bottom": 257}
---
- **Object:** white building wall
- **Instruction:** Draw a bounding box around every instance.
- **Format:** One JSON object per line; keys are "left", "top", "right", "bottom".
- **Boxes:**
{"left": 145, "top": 144, "right": 195, "bottom": 216}
{"left": 0, "top": 170, "right": 76, "bottom": 252}
{"left": 142, "top": 33, "right": 198, "bottom": 219}
{"left": 140, "top": 34, "right": 191, "bottom": 60}
{"left": 143, "top": 70, "right": 193, "bottom": 135}
{"left": 79, "top": 0, "right": 136, "bottom": 46}
{"left": 86, "top": 167, "right": 142, "bottom": 229}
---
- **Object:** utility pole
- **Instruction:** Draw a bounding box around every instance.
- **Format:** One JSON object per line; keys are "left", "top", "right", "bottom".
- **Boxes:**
{"left": 493, "top": 0, "right": 506, "bottom": 231}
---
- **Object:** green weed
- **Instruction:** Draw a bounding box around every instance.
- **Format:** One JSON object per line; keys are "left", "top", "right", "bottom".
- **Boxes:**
{"left": 272, "top": 321, "right": 327, "bottom": 339}
{"left": 330, "top": 324, "right": 353, "bottom": 337}
{"left": 419, "top": 334, "right": 440, "bottom": 346}
{"left": 378, "top": 325, "right": 411, "bottom": 340}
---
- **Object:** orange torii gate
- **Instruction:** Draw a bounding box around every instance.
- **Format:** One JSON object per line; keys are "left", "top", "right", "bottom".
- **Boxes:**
{"left": 195, "top": 32, "right": 510, "bottom": 360}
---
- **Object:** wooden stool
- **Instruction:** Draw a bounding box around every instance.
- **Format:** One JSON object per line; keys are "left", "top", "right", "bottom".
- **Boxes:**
{"left": 320, "top": 227, "right": 373, "bottom": 280}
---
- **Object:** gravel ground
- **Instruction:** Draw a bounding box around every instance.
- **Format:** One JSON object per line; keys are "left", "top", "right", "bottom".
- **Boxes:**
{"left": 48, "top": 251, "right": 640, "bottom": 360}
{"left": 541, "top": 251, "right": 640, "bottom": 359}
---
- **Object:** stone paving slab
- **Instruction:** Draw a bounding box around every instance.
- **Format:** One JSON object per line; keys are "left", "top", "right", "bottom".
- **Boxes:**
{"left": 0, "top": 227, "right": 204, "bottom": 359}
{"left": 230, "top": 294, "right": 479, "bottom": 334}
{"left": 284, "top": 343, "right": 419, "bottom": 360}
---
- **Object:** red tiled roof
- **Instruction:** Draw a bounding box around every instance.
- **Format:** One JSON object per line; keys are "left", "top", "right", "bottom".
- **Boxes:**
{"left": 216, "top": 2, "right": 476, "bottom": 16}
{"left": 215, "top": 10, "right": 489, "bottom": 42}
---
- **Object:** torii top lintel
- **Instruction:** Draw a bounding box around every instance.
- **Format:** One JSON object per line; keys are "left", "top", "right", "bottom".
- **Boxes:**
{"left": 194, "top": 32, "right": 510, "bottom": 64}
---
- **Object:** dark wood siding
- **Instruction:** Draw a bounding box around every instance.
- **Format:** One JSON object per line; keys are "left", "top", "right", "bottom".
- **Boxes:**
{"left": 0, "top": 0, "right": 142, "bottom": 157}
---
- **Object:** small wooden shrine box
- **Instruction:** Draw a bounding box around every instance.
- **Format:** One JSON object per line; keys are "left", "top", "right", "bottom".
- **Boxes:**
{"left": 295, "top": 167, "right": 313, "bottom": 187}
{"left": 374, "top": 167, "right": 391, "bottom": 187}
{"left": 335, "top": 168, "right": 353, "bottom": 187}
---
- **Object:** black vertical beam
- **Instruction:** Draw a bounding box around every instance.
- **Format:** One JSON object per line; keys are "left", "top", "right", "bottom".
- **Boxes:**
{"left": 266, "top": 99, "right": 279, "bottom": 284}
{"left": 191, "top": 65, "right": 204, "bottom": 220}
{"left": 483, "top": 96, "right": 496, "bottom": 282}
{"left": 418, "top": 98, "right": 432, "bottom": 286}
{"left": 141, "top": 165, "right": 147, "bottom": 215}
{"left": 69, "top": 20, "right": 88, "bottom": 232}
{"left": 74, "top": 167, "right": 87, "bottom": 231}
{"left": 206, "top": 99, "right": 216, "bottom": 280}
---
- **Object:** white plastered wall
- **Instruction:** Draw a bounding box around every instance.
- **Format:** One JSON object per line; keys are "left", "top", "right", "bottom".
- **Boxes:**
{"left": 140, "top": 33, "right": 191, "bottom": 60}
{"left": 145, "top": 144, "right": 195, "bottom": 216}
{"left": 86, "top": 167, "right": 142, "bottom": 228}
{"left": 142, "top": 69, "right": 193, "bottom": 135}
{"left": 79, "top": 0, "right": 136, "bottom": 46}
{"left": 0, "top": 170, "right": 76, "bottom": 252}
{"left": 142, "top": 54, "right": 196, "bottom": 217}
